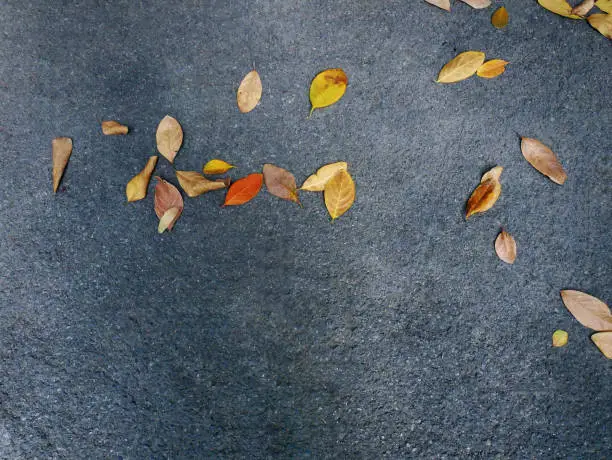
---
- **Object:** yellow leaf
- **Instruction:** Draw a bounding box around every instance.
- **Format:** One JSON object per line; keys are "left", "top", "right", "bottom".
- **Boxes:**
{"left": 156, "top": 115, "right": 183, "bottom": 163}
{"left": 595, "top": 0, "right": 612, "bottom": 13}
{"left": 324, "top": 170, "right": 355, "bottom": 221}
{"left": 491, "top": 6, "right": 509, "bottom": 28}
{"left": 309, "top": 69, "right": 348, "bottom": 116}
{"left": 477, "top": 59, "right": 509, "bottom": 79}
{"left": 126, "top": 156, "right": 158, "bottom": 202}
{"left": 301, "top": 162, "right": 348, "bottom": 192}
{"left": 572, "top": 0, "right": 595, "bottom": 16}
{"left": 237, "top": 70, "right": 262, "bottom": 113}
{"left": 465, "top": 166, "right": 503, "bottom": 219}
{"left": 101, "top": 120, "right": 128, "bottom": 135}
{"left": 52, "top": 137, "right": 73, "bottom": 193}
{"left": 591, "top": 332, "right": 612, "bottom": 359}
{"left": 425, "top": 0, "right": 451, "bottom": 11}
{"left": 436, "top": 51, "right": 485, "bottom": 84}
{"left": 587, "top": 13, "right": 612, "bottom": 38}
{"left": 538, "top": 0, "right": 584, "bottom": 18}
{"left": 203, "top": 159, "right": 235, "bottom": 175}
{"left": 494, "top": 230, "right": 517, "bottom": 264}
{"left": 176, "top": 170, "right": 227, "bottom": 198}
{"left": 552, "top": 330, "right": 568, "bottom": 347}
{"left": 158, "top": 207, "right": 180, "bottom": 234}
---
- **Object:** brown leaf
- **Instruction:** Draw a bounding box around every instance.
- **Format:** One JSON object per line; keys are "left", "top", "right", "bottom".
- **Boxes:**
{"left": 591, "top": 331, "right": 612, "bottom": 358}
{"left": 301, "top": 162, "right": 348, "bottom": 192}
{"left": 324, "top": 170, "right": 356, "bottom": 221}
{"left": 465, "top": 166, "right": 503, "bottom": 219}
{"left": 425, "top": 0, "right": 451, "bottom": 11}
{"left": 154, "top": 177, "right": 184, "bottom": 232}
{"left": 52, "top": 137, "right": 73, "bottom": 193}
{"left": 561, "top": 290, "right": 612, "bottom": 331}
{"left": 538, "top": 0, "right": 584, "bottom": 18}
{"left": 491, "top": 6, "right": 509, "bottom": 27}
{"left": 520, "top": 138, "right": 567, "bottom": 185}
{"left": 101, "top": 120, "right": 128, "bottom": 135}
{"left": 458, "top": 0, "right": 492, "bottom": 8}
{"left": 126, "top": 156, "right": 158, "bottom": 202}
{"left": 494, "top": 230, "right": 517, "bottom": 264}
{"left": 156, "top": 115, "right": 183, "bottom": 163}
{"left": 263, "top": 164, "right": 300, "bottom": 204}
{"left": 476, "top": 59, "right": 509, "bottom": 79}
{"left": 237, "top": 70, "right": 262, "bottom": 113}
{"left": 552, "top": 330, "right": 569, "bottom": 347}
{"left": 587, "top": 12, "right": 612, "bottom": 38}
{"left": 176, "top": 170, "right": 227, "bottom": 198}
{"left": 572, "top": 0, "right": 595, "bottom": 15}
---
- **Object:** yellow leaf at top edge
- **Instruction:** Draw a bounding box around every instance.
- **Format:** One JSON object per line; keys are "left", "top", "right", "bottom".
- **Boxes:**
{"left": 203, "top": 159, "right": 235, "bottom": 175}
{"left": 596, "top": 0, "right": 612, "bottom": 13}
{"left": 309, "top": 69, "right": 348, "bottom": 116}
{"left": 436, "top": 51, "right": 486, "bottom": 84}
{"left": 538, "top": 0, "right": 585, "bottom": 18}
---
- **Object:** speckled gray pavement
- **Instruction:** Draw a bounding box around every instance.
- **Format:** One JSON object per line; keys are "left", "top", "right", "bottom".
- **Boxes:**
{"left": 0, "top": 0, "right": 610, "bottom": 458}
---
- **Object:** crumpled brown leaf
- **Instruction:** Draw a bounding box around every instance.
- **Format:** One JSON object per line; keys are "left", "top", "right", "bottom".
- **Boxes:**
{"left": 126, "top": 156, "right": 158, "bottom": 202}
{"left": 52, "top": 137, "right": 73, "bottom": 193}
{"left": 591, "top": 332, "right": 612, "bottom": 359}
{"left": 263, "top": 164, "right": 300, "bottom": 204}
{"left": 101, "top": 120, "right": 128, "bottom": 135}
{"left": 561, "top": 290, "right": 612, "bottom": 331}
{"left": 176, "top": 170, "right": 228, "bottom": 198}
{"left": 154, "top": 177, "right": 184, "bottom": 232}
{"left": 495, "top": 230, "right": 517, "bottom": 264}
{"left": 520, "top": 138, "right": 567, "bottom": 185}
{"left": 465, "top": 166, "right": 503, "bottom": 219}
{"left": 425, "top": 0, "right": 451, "bottom": 11}
{"left": 156, "top": 115, "right": 183, "bottom": 163}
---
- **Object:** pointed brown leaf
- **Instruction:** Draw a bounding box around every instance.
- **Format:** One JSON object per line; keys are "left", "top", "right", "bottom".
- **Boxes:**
{"left": 52, "top": 137, "right": 73, "bottom": 193}
{"left": 591, "top": 332, "right": 612, "bottom": 359}
{"left": 126, "top": 156, "right": 158, "bottom": 202}
{"left": 176, "top": 170, "right": 227, "bottom": 198}
{"left": 561, "top": 290, "right": 612, "bottom": 331}
{"left": 156, "top": 115, "right": 183, "bottom": 163}
{"left": 101, "top": 120, "right": 128, "bottom": 135}
{"left": 154, "top": 177, "right": 184, "bottom": 232}
{"left": 465, "top": 166, "right": 503, "bottom": 219}
{"left": 495, "top": 230, "right": 517, "bottom": 264}
{"left": 237, "top": 70, "right": 262, "bottom": 113}
{"left": 263, "top": 164, "right": 300, "bottom": 204}
{"left": 425, "top": 0, "right": 451, "bottom": 11}
{"left": 521, "top": 138, "right": 567, "bottom": 185}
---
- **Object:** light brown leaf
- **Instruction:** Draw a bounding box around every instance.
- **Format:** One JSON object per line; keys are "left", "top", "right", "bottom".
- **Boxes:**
{"left": 176, "top": 170, "right": 227, "bottom": 198}
{"left": 591, "top": 331, "right": 612, "bottom": 358}
{"left": 458, "top": 0, "right": 492, "bottom": 8}
{"left": 237, "top": 70, "right": 262, "bottom": 113}
{"left": 491, "top": 6, "right": 509, "bottom": 28}
{"left": 595, "top": 0, "right": 612, "bottom": 13}
{"left": 477, "top": 59, "right": 509, "bottom": 79}
{"left": 572, "top": 0, "right": 595, "bottom": 15}
{"left": 52, "top": 137, "right": 73, "bottom": 193}
{"left": 425, "top": 0, "right": 451, "bottom": 11}
{"left": 263, "top": 164, "right": 300, "bottom": 204}
{"left": 495, "top": 230, "right": 517, "bottom": 264}
{"left": 561, "top": 290, "right": 612, "bottom": 331}
{"left": 587, "top": 13, "right": 612, "bottom": 38}
{"left": 301, "top": 162, "right": 348, "bottom": 192}
{"left": 158, "top": 207, "right": 180, "bottom": 234}
{"left": 126, "top": 156, "right": 158, "bottom": 202}
{"left": 552, "top": 330, "right": 569, "bottom": 347}
{"left": 154, "top": 177, "right": 183, "bottom": 232}
{"left": 520, "top": 138, "right": 567, "bottom": 185}
{"left": 101, "top": 120, "right": 128, "bottom": 135}
{"left": 324, "top": 170, "right": 355, "bottom": 221}
{"left": 436, "top": 51, "right": 486, "bottom": 84}
{"left": 538, "top": 0, "right": 584, "bottom": 18}
{"left": 156, "top": 115, "right": 183, "bottom": 163}
{"left": 465, "top": 166, "right": 503, "bottom": 219}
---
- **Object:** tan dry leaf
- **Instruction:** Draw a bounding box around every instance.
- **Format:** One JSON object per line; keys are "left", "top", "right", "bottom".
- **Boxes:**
{"left": 465, "top": 166, "right": 503, "bottom": 219}
{"left": 126, "top": 156, "right": 158, "bottom": 202}
{"left": 237, "top": 70, "right": 262, "bottom": 113}
{"left": 572, "top": 0, "right": 595, "bottom": 15}
{"left": 176, "top": 170, "right": 227, "bottom": 198}
{"left": 561, "top": 290, "right": 612, "bottom": 331}
{"left": 477, "top": 59, "right": 509, "bottom": 79}
{"left": 436, "top": 51, "right": 486, "bottom": 84}
{"left": 595, "top": 0, "right": 612, "bottom": 13}
{"left": 158, "top": 207, "right": 180, "bottom": 234}
{"left": 538, "top": 0, "right": 584, "bottom": 18}
{"left": 156, "top": 115, "right": 183, "bottom": 163}
{"left": 263, "top": 164, "right": 300, "bottom": 204}
{"left": 425, "top": 0, "right": 451, "bottom": 11}
{"left": 491, "top": 6, "right": 509, "bottom": 27}
{"left": 154, "top": 177, "right": 184, "bottom": 232}
{"left": 101, "top": 120, "right": 128, "bottom": 135}
{"left": 324, "top": 170, "right": 355, "bottom": 221}
{"left": 552, "top": 330, "right": 569, "bottom": 347}
{"left": 520, "top": 138, "right": 567, "bottom": 185}
{"left": 52, "top": 137, "right": 73, "bottom": 193}
{"left": 591, "top": 331, "right": 612, "bottom": 358}
{"left": 458, "top": 0, "right": 492, "bottom": 8}
{"left": 301, "top": 162, "right": 348, "bottom": 192}
{"left": 495, "top": 230, "right": 517, "bottom": 264}
{"left": 587, "top": 13, "right": 612, "bottom": 38}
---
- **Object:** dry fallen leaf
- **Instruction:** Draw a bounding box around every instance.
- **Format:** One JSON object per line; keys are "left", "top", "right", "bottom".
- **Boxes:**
{"left": 158, "top": 207, "right": 180, "bottom": 234}
{"left": 538, "top": 0, "right": 584, "bottom": 18}
{"left": 324, "top": 170, "right": 355, "bottom": 221}
{"left": 591, "top": 331, "right": 612, "bottom": 358}
{"left": 458, "top": 0, "right": 492, "bottom": 8}
{"left": 492, "top": 6, "right": 509, "bottom": 27}
{"left": 52, "top": 137, "right": 73, "bottom": 193}
{"left": 203, "top": 159, "right": 235, "bottom": 175}
{"left": 425, "top": 0, "right": 451, "bottom": 11}
{"left": 101, "top": 120, "right": 128, "bottom": 135}
{"left": 223, "top": 173, "right": 263, "bottom": 206}
{"left": 263, "top": 164, "right": 300, "bottom": 204}
{"left": 561, "top": 290, "right": 612, "bottom": 331}
{"left": 301, "top": 162, "right": 348, "bottom": 192}
{"left": 309, "top": 69, "right": 348, "bottom": 116}
{"left": 176, "top": 170, "right": 227, "bottom": 198}
{"left": 495, "top": 230, "right": 517, "bottom": 264}
{"left": 595, "top": 0, "right": 612, "bottom": 13}
{"left": 587, "top": 13, "right": 612, "bottom": 38}
{"left": 154, "top": 177, "right": 183, "bottom": 232}
{"left": 126, "top": 156, "right": 158, "bottom": 202}
{"left": 237, "top": 70, "right": 262, "bottom": 113}
{"left": 477, "top": 59, "right": 509, "bottom": 79}
{"left": 552, "top": 330, "right": 569, "bottom": 347}
{"left": 520, "top": 138, "right": 567, "bottom": 185}
{"left": 436, "top": 51, "right": 486, "bottom": 84}
{"left": 572, "top": 0, "right": 595, "bottom": 15}
{"left": 156, "top": 115, "right": 183, "bottom": 163}
{"left": 465, "top": 166, "right": 503, "bottom": 219}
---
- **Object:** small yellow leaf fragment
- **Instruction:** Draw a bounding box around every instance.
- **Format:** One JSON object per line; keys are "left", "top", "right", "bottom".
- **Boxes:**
{"left": 477, "top": 59, "right": 509, "bottom": 79}
{"left": 492, "top": 6, "right": 509, "bottom": 28}
{"left": 520, "top": 138, "right": 567, "bottom": 185}
{"left": 126, "top": 156, "right": 158, "bottom": 202}
{"left": 572, "top": 0, "right": 595, "bottom": 16}
{"left": 587, "top": 13, "right": 612, "bottom": 38}
{"left": 176, "top": 170, "right": 227, "bottom": 198}
{"left": 458, "top": 0, "right": 491, "bottom": 8}
{"left": 465, "top": 166, "right": 503, "bottom": 219}
{"left": 324, "top": 170, "right": 355, "bottom": 221}
{"left": 538, "top": 0, "right": 584, "bottom": 18}
{"left": 425, "top": 0, "right": 451, "bottom": 11}
{"left": 237, "top": 70, "right": 262, "bottom": 113}
{"left": 495, "top": 230, "right": 517, "bottom": 264}
{"left": 156, "top": 115, "right": 183, "bottom": 163}
{"left": 591, "top": 332, "right": 612, "bottom": 359}
{"left": 561, "top": 290, "right": 612, "bottom": 331}
{"left": 52, "top": 137, "right": 73, "bottom": 193}
{"left": 552, "top": 330, "right": 569, "bottom": 347}
{"left": 158, "top": 207, "right": 180, "bottom": 234}
{"left": 595, "top": 0, "right": 612, "bottom": 13}
{"left": 101, "top": 120, "right": 128, "bottom": 135}
{"left": 301, "top": 162, "right": 348, "bottom": 192}
{"left": 203, "top": 159, "right": 235, "bottom": 175}
{"left": 309, "top": 68, "right": 348, "bottom": 116}
{"left": 436, "top": 51, "right": 486, "bottom": 84}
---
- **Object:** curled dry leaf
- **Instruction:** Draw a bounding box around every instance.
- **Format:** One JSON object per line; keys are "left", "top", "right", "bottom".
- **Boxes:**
{"left": 237, "top": 70, "right": 262, "bottom": 113}
{"left": 465, "top": 166, "right": 503, "bottom": 219}
{"left": 324, "top": 170, "right": 355, "bottom": 221}
{"left": 203, "top": 159, "right": 235, "bottom": 175}
{"left": 595, "top": 0, "right": 612, "bottom": 13}
{"left": 572, "top": 0, "right": 595, "bottom": 16}
{"left": 458, "top": 0, "right": 492, "bottom": 8}
{"left": 158, "top": 207, "right": 180, "bottom": 234}
{"left": 154, "top": 177, "right": 183, "bottom": 232}
{"left": 436, "top": 51, "right": 485, "bottom": 84}
{"left": 101, "top": 120, "right": 128, "bottom": 135}
{"left": 126, "top": 156, "right": 158, "bottom": 202}
{"left": 491, "top": 6, "right": 509, "bottom": 28}
{"left": 52, "top": 137, "right": 73, "bottom": 193}
{"left": 156, "top": 115, "right": 183, "bottom": 163}
{"left": 176, "top": 170, "right": 227, "bottom": 198}
{"left": 561, "top": 290, "right": 612, "bottom": 331}
{"left": 477, "top": 59, "right": 509, "bottom": 79}
{"left": 552, "top": 330, "right": 569, "bottom": 347}
{"left": 263, "top": 164, "right": 300, "bottom": 204}
{"left": 591, "top": 332, "right": 612, "bottom": 359}
{"left": 520, "top": 138, "right": 567, "bottom": 185}
{"left": 587, "top": 13, "right": 612, "bottom": 38}
{"left": 538, "top": 0, "right": 584, "bottom": 18}
{"left": 309, "top": 68, "right": 348, "bottom": 116}
{"left": 494, "top": 230, "right": 517, "bottom": 264}
{"left": 425, "top": 0, "right": 451, "bottom": 11}
{"left": 301, "top": 162, "right": 348, "bottom": 192}
{"left": 223, "top": 173, "right": 263, "bottom": 206}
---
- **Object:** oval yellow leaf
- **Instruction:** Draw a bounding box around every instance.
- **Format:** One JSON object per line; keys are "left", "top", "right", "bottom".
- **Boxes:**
{"left": 494, "top": 230, "right": 517, "bottom": 264}
{"left": 591, "top": 332, "right": 612, "bottom": 359}
{"left": 465, "top": 166, "right": 503, "bottom": 219}
{"left": 203, "top": 159, "right": 235, "bottom": 175}
{"left": 301, "top": 162, "right": 348, "bottom": 192}
{"left": 156, "top": 115, "right": 183, "bottom": 163}
{"left": 436, "top": 51, "right": 485, "bottom": 84}
{"left": 538, "top": 0, "right": 584, "bottom": 18}
{"left": 595, "top": 0, "right": 612, "bottom": 13}
{"left": 552, "top": 330, "right": 569, "bottom": 347}
{"left": 309, "top": 69, "right": 348, "bottom": 116}
{"left": 587, "top": 13, "right": 612, "bottom": 38}
{"left": 324, "top": 170, "right": 355, "bottom": 221}
{"left": 237, "top": 70, "right": 262, "bottom": 113}
{"left": 126, "top": 156, "right": 158, "bottom": 202}
{"left": 477, "top": 59, "right": 509, "bottom": 79}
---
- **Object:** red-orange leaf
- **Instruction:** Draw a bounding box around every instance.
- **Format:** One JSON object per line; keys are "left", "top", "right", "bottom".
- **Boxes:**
{"left": 223, "top": 173, "right": 263, "bottom": 206}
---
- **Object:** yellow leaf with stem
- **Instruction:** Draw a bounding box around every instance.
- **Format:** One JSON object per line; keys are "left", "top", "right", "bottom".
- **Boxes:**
{"left": 309, "top": 69, "right": 348, "bottom": 116}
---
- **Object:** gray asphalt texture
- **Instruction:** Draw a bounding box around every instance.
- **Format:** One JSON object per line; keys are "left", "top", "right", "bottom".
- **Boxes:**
{"left": 1, "top": 0, "right": 611, "bottom": 458}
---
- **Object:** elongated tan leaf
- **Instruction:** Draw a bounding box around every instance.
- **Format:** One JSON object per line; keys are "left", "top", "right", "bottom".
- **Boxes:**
{"left": 425, "top": 0, "right": 451, "bottom": 11}
{"left": 491, "top": 6, "right": 509, "bottom": 28}
{"left": 158, "top": 207, "right": 180, "bottom": 234}
{"left": 561, "top": 290, "right": 612, "bottom": 331}
{"left": 596, "top": 0, "right": 612, "bottom": 13}
{"left": 156, "top": 115, "right": 183, "bottom": 163}
{"left": 101, "top": 120, "right": 128, "bottom": 135}
{"left": 52, "top": 137, "right": 73, "bottom": 193}
{"left": 465, "top": 166, "right": 503, "bottom": 219}
{"left": 324, "top": 170, "right": 355, "bottom": 221}
{"left": 538, "top": 0, "right": 584, "bottom": 18}
{"left": 203, "top": 159, "right": 235, "bottom": 175}
{"left": 572, "top": 0, "right": 595, "bottom": 16}
{"left": 301, "top": 162, "right": 348, "bottom": 191}
{"left": 176, "top": 170, "right": 227, "bottom": 198}
{"left": 126, "top": 156, "right": 158, "bottom": 202}
{"left": 436, "top": 51, "right": 485, "bottom": 84}
{"left": 458, "top": 0, "right": 491, "bottom": 8}
{"left": 591, "top": 332, "right": 612, "bottom": 358}
{"left": 263, "top": 164, "right": 300, "bottom": 204}
{"left": 237, "top": 70, "right": 262, "bottom": 113}
{"left": 521, "top": 138, "right": 567, "bottom": 185}
{"left": 477, "top": 59, "right": 509, "bottom": 79}
{"left": 495, "top": 230, "right": 517, "bottom": 264}
{"left": 587, "top": 13, "right": 612, "bottom": 38}
{"left": 154, "top": 177, "right": 183, "bottom": 232}
{"left": 552, "top": 330, "right": 569, "bottom": 347}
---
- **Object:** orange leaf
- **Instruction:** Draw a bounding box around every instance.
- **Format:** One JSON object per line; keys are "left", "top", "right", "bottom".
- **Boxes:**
{"left": 263, "top": 164, "right": 300, "bottom": 204}
{"left": 494, "top": 230, "right": 517, "bottom": 264}
{"left": 465, "top": 166, "right": 503, "bottom": 219}
{"left": 101, "top": 120, "right": 128, "bottom": 135}
{"left": 237, "top": 70, "right": 262, "bottom": 113}
{"left": 491, "top": 6, "right": 509, "bottom": 27}
{"left": 52, "top": 137, "right": 73, "bottom": 193}
{"left": 521, "top": 137, "right": 567, "bottom": 185}
{"left": 477, "top": 59, "right": 509, "bottom": 79}
{"left": 154, "top": 177, "right": 184, "bottom": 232}
{"left": 561, "top": 290, "right": 612, "bottom": 331}
{"left": 223, "top": 173, "right": 263, "bottom": 206}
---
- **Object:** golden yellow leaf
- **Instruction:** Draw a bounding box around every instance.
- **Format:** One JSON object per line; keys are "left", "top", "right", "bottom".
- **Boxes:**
{"left": 301, "top": 162, "right": 348, "bottom": 192}
{"left": 324, "top": 170, "right": 355, "bottom": 221}
{"left": 126, "top": 156, "right": 158, "bottom": 202}
{"left": 538, "top": 0, "right": 584, "bottom": 18}
{"left": 158, "top": 207, "right": 181, "bottom": 234}
{"left": 425, "top": 0, "right": 451, "bottom": 11}
{"left": 520, "top": 138, "right": 567, "bottom": 185}
{"left": 156, "top": 115, "right": 183, "bottom": 163}
{"left": 561, "top": 290, "right": 612, "bottom": 331}
{"left": 552, "top": 330, "right": 569, "bottom": 347}
{"left": 203, "top": 159, "right": 235, "bottom": 175}
{"left": 494, "top": 230, "right": 517, "bottom": 264}
{"left": 458, "top": 0, "right": 491, "bottom": 8}
{"left": 572, "top": 0, "right": 595, "bottom": 16}
{"left": 52, "top": 137, "right": 73, "bottom": 193}
{"left": 237, "top": 70, "right": 262, "bottom": 113}
{"left": 476, "top": 59, "right": 509, "bottom": 79}
{"left": 176, "top": 170, "right": 227, "bottom": 198}
{"left": 491, "top": 6, "right": 509, "bottom": 28}
{"left": 595, "top": 0, "right": 612, "bottom": 13}
{"left": 465, "top": 166, "right": 503, "bottom": 219}
{"left": 591, "top": 332, "right": 612, "bottom": 359}
{"left": 436, "top": 51, "right": 485, "bottom": 84}
{"left": 101, "top": 120, "right": 128, "bottom": 135}
{"left": 587, "top": 13, "right": 612, "bottom": 38}
{"left": 309, "top": 69, "right": 348, "bottom": 116}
